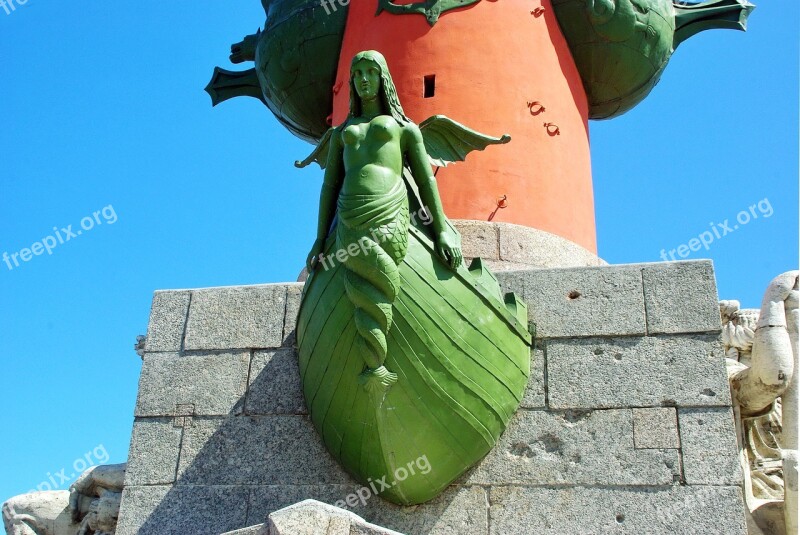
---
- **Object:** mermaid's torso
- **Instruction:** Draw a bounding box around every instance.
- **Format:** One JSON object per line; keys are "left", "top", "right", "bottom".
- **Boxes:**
{"left": 333, "top": 115, "right": 410, "bottom": 388}
{"left": 340, "top": 115, "right": 404, "bottom": 197}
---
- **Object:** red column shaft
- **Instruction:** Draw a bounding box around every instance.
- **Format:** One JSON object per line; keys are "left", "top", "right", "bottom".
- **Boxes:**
{"left": 332, "top": 0, "right": 597, "bottom": 253}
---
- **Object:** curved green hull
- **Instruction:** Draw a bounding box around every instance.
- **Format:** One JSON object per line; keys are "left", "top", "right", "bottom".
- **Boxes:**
{"left": 297, "top": 224, "right": 532, "bottom": 505}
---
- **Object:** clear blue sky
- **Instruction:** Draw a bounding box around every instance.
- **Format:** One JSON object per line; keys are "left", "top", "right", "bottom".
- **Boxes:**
{"left": 0, "top": 2, "right": 797, "bottom": 501}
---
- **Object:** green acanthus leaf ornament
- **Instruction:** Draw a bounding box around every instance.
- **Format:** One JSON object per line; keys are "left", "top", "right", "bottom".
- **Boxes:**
{"left": 295, "top": 50, "right": 532, "bottom": 506}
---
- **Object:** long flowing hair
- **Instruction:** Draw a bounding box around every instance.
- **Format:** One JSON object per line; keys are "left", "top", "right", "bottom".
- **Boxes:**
{"left": 348, "top": 50, "right": 412, "bottom": 126}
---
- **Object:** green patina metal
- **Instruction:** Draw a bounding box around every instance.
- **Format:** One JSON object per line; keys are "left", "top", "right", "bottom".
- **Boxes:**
{"left": 296, "top": 115, "right": 511, "bottom": 170}
{"left": 296, "top": 50, "right": 532, "bottom": 505}
{"left": 375, "top": 0, "right": 485, "bottom": 26}
{"left": 207, "top": 0, "right": 756, "bottom": 135}
{"left": 551, "top": 0, "right": 755, "bottom": 119}
{"left": 206, "top": 0, "right": 348, "bottom": 142}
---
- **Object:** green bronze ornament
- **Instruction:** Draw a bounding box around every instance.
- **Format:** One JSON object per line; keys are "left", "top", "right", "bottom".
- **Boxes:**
{"left": 551, "top": 0, "right": 755, "bottom": 119}
{"left": 205, "top": 0, "right": 349, "bottom": 142}
{"left": 207, "top": 0, "right": 757, "bottom": 137}
{"left": 376, "top": 0, "right": 484, "bottom": 26}
{"left": 296, "top": 50, "right": 532, "bottom": 505}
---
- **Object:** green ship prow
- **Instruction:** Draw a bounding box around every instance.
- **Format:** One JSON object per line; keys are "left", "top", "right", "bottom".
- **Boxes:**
{"left": 296, "top": 181, "right": 533, "bottom": 505}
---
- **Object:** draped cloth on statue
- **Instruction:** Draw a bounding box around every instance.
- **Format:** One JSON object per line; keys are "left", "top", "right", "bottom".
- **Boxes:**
{"left": 336, "top": 179, "right": 409, "bottom": 374}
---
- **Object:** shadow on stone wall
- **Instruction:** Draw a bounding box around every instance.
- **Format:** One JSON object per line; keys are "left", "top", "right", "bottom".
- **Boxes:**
{"left": 128, "top": 341, "right": 469, "bottom": 535}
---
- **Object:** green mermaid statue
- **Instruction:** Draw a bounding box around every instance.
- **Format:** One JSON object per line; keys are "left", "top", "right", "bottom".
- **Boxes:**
{"left": 302, "top": 50, "right": 506, "bottom": 393}
{"left": 296, "top": 50, "right": 531, "bottom": 504}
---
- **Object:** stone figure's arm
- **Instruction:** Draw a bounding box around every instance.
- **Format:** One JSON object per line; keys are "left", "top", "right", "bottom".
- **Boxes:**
{"left": 732, "top": 271, "right": 799, "bottom": 413}
{"left": 307, "top": 129, "right": 344, "bottom": 271}
{"left": 403, "top": 123, "right": 462, "bottom": 268}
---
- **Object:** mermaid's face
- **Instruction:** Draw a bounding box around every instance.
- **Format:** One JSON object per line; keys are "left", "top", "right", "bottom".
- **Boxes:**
{"left": 352, "top": 59, "right": 381, "bottom": 101}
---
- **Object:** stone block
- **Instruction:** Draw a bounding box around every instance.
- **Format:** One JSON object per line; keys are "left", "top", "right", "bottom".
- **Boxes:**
{"left": 246, "top": 349, "right": 307, "bottom": 415}
{"left": 184, "top": 285, "right": 287, "bottom": 350}
{"left": 267, "top": 500, "right": 404, "bottom": 535}
{"left": 247, "top": 484, "right": 487, "bottom": 535}
{"left": 497, "top": 221, "right": 605, "bottom": 268}
{"left": 547, "top": 335, "right": 732, "bottom": 409}
{"left": 251, "top": 486, "right": 489, "bottom": 535}
{"left": 246, "top": 485, "right": 361, "bottom": 527}
{"left": 467, "top": 409, "right": 679, "bottom": 486}
{"left": 282, "top": 283, "right": 304, "bottom": 347}
{"left": 643, "top": 261, "right": 721, "bottom": 335}
{"left": 453, "top": 220, "right": 500, "bottom": 260}
{"left": 473, "top": 259, "right": 538, "bottom": 273}
{"left": 488, "top": 485, "right": 747, "bottom": 534}
{"left": 145, "top": 291, "right": 190, "bottom": 352}
{"left": 124, "top": 418, "right": 182, "bottom": 486}
{"left": 679, "top": 407, "right": 742, "bottom": 485}
{"left": 519, "top": 346, "right": 546, "bottom": 409}
{"left": 496, "top": 265, "right": 646, "bottom": 339}
{"left": 176, "top": 416, "right": 349, "bottom": 485}
{"left": 116, "top": 485, "right": 249, "bottom": 535}
{"left": 221, "top": 527, "right": 265, "bottom": 535}
{"left": 356, "top": 485, "right": 488, "bottom": 535}
{"left": 135, "top": 351, "right": 250, "bottom": 417}
{"left": 633, "top": 408, "right": 680, "bottom": 449}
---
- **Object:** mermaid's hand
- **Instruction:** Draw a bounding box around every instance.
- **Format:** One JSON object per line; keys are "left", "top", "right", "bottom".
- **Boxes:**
{"left": 306, "top": 238, "right": 325, "bottom": 272}
{"left": 435, "top": 229, "right": 462, "bottom": 269}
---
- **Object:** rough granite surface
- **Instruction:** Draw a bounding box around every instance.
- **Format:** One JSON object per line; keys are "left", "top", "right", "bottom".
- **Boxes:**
{"left": 118, "top": 261, "right": 746, "bottom": 535}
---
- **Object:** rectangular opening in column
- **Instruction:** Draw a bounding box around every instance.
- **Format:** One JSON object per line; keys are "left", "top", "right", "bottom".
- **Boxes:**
{"left": 424, "top": 75, "right": 436, "bottom": 98}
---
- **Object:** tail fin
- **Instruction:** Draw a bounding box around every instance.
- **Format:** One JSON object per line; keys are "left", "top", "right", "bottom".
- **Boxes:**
{"left": 204, "top": 67, "right": 266, "bottom": 107}
{"left": 673, "top": 0, "right": 756, "bottom": 49}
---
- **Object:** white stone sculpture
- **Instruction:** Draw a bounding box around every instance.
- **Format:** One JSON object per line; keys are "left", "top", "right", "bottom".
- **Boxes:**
{"left": 2, "top": 492, "right": 78, "bottom": 535}
{"left": 3, "top": 464, "right": 125, "bottom": 535}
{"left": 220, "top": 500, "right": 405, "bottom": 535}
{"left": 722, "top": 271, "right": 799, "bottom": 535}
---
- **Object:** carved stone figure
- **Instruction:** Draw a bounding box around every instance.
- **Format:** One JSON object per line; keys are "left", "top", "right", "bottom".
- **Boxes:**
{"left": 3, "top": 464, "right": 125, "bottom": 535}
{"left": 295, "top": 50, "right": 532, "bottom": 505}
{"left": 722, "top": 271, "right": 799, "bottom": 535}
{"left": 2, "top": 493, "right": 78, "bottom": 535}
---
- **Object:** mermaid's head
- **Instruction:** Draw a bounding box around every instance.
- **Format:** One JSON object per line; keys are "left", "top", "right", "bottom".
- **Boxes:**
{"left": 349, "top": 50, "right": 410, "bottom": 125}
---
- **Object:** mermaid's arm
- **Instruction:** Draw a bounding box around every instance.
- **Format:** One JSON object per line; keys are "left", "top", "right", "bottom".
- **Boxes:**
{"left": 404, "top": 123, "right": 463, "bottom": 268}
{"left": 405, "top": 124, "right": 446, "bottom": 234}
{"left": 315, "top": 129, "right": 344, "bottom": 241}
{"left": 307, "top": 129, "right": 344, "bottom": 270}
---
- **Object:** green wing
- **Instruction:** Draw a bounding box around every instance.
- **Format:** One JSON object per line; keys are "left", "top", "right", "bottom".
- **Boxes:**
{"left": 419, "top": 115, "right": 511, "bottom": 168}
{"left": 296, "top": 117, "right": 509, "bottom": 169}
{"left": 295, "top": 127, "right": 335, "bottom": 169}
